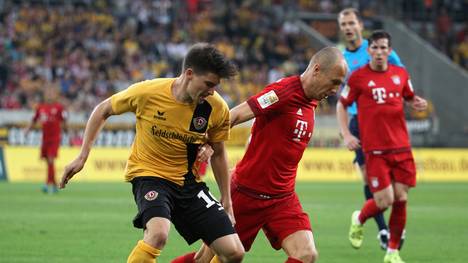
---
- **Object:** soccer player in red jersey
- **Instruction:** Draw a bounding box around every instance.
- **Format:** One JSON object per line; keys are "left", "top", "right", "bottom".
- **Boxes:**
{"left": 25, "top": 87, "right": 67, "bottom": 194}
{"left": 337, "top": 30, "right": 427, "bottom": 263}
{"left": 172, "top": 46, "right": 347, "bottom": 263}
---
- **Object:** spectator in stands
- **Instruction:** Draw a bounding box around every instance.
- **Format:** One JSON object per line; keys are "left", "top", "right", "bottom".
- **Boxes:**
{"left": 435, "top": 7, "right": 453, "bottom": 56}
{"left": 0, "top": 1, "right": 322, "bottom": 116}
{"left": 454, "top": 35, "right": 468, "bottom": 69}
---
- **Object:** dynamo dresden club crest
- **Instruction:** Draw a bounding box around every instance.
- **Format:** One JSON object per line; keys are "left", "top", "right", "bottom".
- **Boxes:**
{"left": 193, "top": 117, "right": 207, "bottom": 131}
{"left": 144, "top": 190, "right": 158, "bottom": 201}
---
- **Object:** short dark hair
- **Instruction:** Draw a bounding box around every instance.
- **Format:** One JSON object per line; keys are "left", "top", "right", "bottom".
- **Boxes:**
{"left": 182, "top": 43, "right": 237, "bottom": 79}
{"left": 368, "top": 30, "right": 392, "bottom": 47}
{"left": 338, "top": 8, "right": 362, "bottom": 22}
{"left": 310, "top": 46, "right": 344, "bottom": 73}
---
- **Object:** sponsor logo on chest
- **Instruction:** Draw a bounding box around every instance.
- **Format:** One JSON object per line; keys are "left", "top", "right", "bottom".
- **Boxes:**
{"left": 153, "top": 110, "right": 166, "bottom": 120}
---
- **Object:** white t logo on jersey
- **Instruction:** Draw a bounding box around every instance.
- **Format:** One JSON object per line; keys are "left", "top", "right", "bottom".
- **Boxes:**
{"left": 293, "top": 120, "right": 308, "bottom": 141}
{"left": 372, "top": 87, "right": 387, "bottom": 104}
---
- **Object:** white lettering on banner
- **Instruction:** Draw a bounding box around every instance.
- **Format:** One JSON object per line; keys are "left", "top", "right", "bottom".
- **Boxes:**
{"left": 7, "top": 128, "right": 135, "bottom": 147}
{"left": 293, "top": 120, "right": 308, "bottom": 141}
{"left": 372, "top": 87, "right": 387, "bottom": 104}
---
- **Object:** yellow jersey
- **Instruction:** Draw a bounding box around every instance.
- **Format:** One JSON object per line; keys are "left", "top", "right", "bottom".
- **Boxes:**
{"left": 111, "top": 78, "right": 230, "bottom": 185}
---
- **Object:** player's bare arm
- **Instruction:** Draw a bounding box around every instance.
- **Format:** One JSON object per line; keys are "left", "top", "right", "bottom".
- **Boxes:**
{"left": 336, "top": 101, "right": 361, "bottom": 150}
{"left": 59, "top": 98, "right": 116, "bottom": 189}
{"left": 230, "top": 101, "right": 255, "bottom": 128}
{"left": 209, "top": 141, "right": 235, "bottom": 224}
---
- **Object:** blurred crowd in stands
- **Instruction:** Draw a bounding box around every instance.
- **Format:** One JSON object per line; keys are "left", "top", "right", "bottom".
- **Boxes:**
{"left": 0, "top": 0, "right": 320, "bottom": 113}
{"left": 0, "top": 0, "right": 464, "bottom": 115}
{"left": 399, "top": 0, "right": 467, "bottom": 70}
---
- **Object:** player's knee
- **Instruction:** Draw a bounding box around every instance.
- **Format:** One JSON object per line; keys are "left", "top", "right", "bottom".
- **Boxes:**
{"left": 375, "top": 193, "right": 394, "bottom": 209}
{"left": 394, "top": 192, "right": 408, "bottom": 202}
{"left": 144, "top": 230, "right": 168, "bottom": 249}
{"left": 218, "top": 247, "right": 244, "bottom": 263}
{"left": 294, "top": 247, "right": 318, "bottom": 263}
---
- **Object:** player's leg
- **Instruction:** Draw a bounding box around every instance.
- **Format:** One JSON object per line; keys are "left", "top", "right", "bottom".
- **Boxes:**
{"left": 127, "top": 217, "right": 168, "bottom": 263}
{"left": 349, "top": 154, "right": 394, "bottom": 249}
{"left": 195, "top": 244, "right": 215, "bottom": 263}
{"left": 172, "top": 239, "right": 242, "bottom": 263}
{"left": 282, "top": 230, "right": 318, "bottom": 263}
{"left": 128, "top": 178, "right": 176, "bottom": 263}
{"left": 46, "top": 156, "right": 58, "bottom": 193}
{"left": 170, "top": 243, "right": 215, "bottom": 263}
{"left": 262, "top": 193, "right": 313, "bottom": 263}
{"left": 383, "top": 183, "right": 408, "bottom": 263}
{"left": 359, "top": 162, "right": 390, "bottom": 249}
{"left": 209, "top": 234, "right": 244, "bottom": 263}
{"left": 384, "top": 152, "right": 416, "bottom": 262}
{"left": 351, "top": 115, "right": 389, "bottom": 249}
{"left": 180, "top": 185, "right": 243, "bottom": 263}
{"left": 171, "top": 251, "right": 197, "bottom": 263}
{"left": 40, "top": 144, "right": 48, "bottom": 193}
{"left": 388, "top": 182, "right": 408, "bottom": 251}
{"left": 44, "top": 141, "right": 59, "bottom": 193}
{"left": 171, "top": 184, "right": 262, "bottom": 263}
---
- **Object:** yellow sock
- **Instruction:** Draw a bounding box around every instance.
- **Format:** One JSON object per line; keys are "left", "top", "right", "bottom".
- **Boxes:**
{"left": 209, "top": 255, "right": 221, "bottom": 263}
{"left": 127, "top": 240, "right": 161, "bottom": 263}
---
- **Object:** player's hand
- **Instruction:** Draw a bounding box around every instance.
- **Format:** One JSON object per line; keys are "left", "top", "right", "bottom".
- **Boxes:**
{"left": 343, "top": 133, "right": 361, "bottom": 151}
{"left": 221, "top": 198, "right": 236, "bottom": 225}
{"left": 197, "top": 143, "right": 214, "bottom": 162}
{"left": 409, "top": 96, "right": 427, "bottom": 111}
{"left": 59, "top": 157, "right": 86, "bottom": 189}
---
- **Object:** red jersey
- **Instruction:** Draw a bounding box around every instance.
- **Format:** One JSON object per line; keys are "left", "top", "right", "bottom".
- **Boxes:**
{"left": 33, "top": 103, "right": 66, "bottom": 143}
{"left": 234, "top": 76, "right": 318, "bottom": 195}
{"left": 340, "top": 64, "right": 415, "bottom": 152}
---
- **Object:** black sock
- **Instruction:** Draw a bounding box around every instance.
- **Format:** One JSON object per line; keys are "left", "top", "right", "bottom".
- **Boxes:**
{"left": 364, "top": 184, "right": 373, "bottom": 200}
{"left": 364, "top": 185, "right": 388, "bottom": 231}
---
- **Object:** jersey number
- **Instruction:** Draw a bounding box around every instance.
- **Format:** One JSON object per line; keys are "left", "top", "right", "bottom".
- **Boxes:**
{"left": 197, "top": 190, "right": 223, "bottom": 210}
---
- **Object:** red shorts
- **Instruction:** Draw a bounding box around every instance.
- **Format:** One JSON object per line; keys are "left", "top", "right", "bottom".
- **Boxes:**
{"left": 365, "top": 151, "right": 416, "bottom": 192}
{"left": 231, "top": 184, "right": 311, "bottom": 251}
{"left": 41, "top": 141, "right": 60, "bottom": 158}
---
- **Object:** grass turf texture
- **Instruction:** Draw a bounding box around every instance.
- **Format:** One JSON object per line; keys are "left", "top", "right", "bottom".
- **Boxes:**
{"left": 0, "top": 181, "right": 466, "bottom": 262}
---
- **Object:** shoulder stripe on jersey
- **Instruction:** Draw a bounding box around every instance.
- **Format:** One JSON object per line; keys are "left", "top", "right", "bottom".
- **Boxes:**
{"left": 189, "top": 100, "right": 212, "bottom": 133}
{"left": 184, "top": 143, "right": 200, "bottom": 183}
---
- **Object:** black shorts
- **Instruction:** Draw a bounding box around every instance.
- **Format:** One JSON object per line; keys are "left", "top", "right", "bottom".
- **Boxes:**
{"left": 131, "top": 176, "right": 235, "bottom": 245}
{"left": 349, "top": 115, "right": 365, "bottom": 166}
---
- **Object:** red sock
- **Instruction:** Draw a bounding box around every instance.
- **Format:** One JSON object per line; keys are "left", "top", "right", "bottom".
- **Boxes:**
{"left": 389, "top": 200, "right": 407, "bottom": 249}
{"left": 171, "top": 252, "right": 196, "bottom": 263}
{"left": 358, "top": 199, "right": 385, "bottom": 224}
{"left": 47, "top": 162, "right": 56, "bottom": 185}
{"left": 285, "top": 257, "right": 302, "bottom": 263}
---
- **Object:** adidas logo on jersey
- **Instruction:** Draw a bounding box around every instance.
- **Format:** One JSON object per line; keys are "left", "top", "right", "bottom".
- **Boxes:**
{"left": 368, "top": 80, "right": 376, "bottom": 87}
{"left": 296, "top": 108, "right": 303, "bottom": 116}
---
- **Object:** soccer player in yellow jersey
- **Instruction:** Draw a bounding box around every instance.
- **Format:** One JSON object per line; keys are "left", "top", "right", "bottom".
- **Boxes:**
{"left": 59, "top": 43, "right": 245, "bottom": 263}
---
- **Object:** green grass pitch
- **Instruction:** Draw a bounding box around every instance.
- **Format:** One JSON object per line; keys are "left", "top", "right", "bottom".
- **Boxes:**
{"left": 0, "top": 181, "right": 466, "bottom": 262}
